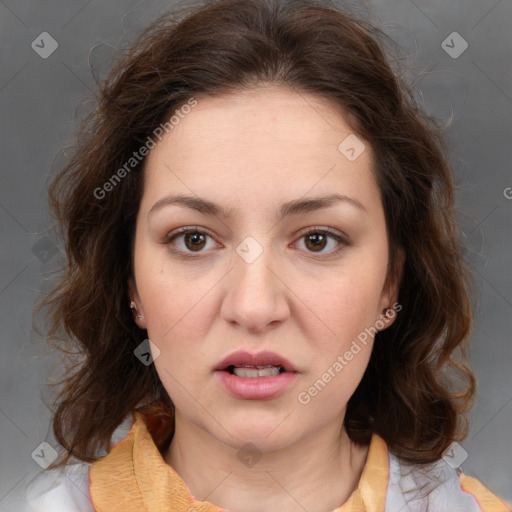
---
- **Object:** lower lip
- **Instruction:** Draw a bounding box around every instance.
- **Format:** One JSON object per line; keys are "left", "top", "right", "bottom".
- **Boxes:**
{"left": 215, "top": 370, "right": 298, "bottom": 400}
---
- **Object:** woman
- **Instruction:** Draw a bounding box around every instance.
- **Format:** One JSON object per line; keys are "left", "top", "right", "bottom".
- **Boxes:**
{"left": 27, "top": 0, "right": 511, "bottom": 510}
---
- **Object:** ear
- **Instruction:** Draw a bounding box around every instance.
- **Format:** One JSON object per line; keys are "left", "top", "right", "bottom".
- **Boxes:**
{"left": 128, "top": 277, "right": 148, "bottom": 330}
{"left": 378, "top": 248, "right": 405, "bottom": 330}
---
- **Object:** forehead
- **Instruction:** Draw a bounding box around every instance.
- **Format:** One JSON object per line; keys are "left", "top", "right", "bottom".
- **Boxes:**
{"left": 140, "top": 86, "right": 380, "bottom": 217}
{"left": 157, "top": 86, "right": 360, "bottom": 158}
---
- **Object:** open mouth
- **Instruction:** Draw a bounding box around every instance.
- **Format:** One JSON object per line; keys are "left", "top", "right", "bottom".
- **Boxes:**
{"left": 224, "top": 364, "right": 286, "bottom": 378}
{"left": 215, "top": 352, "right": 298, "bottom": 399}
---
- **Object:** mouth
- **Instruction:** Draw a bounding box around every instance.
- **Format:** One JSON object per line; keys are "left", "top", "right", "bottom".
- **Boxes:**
{"left": 214, "top": 350, "right": 298, "bottom": 399}
{"left": 224, "top": 364, "right": 287, "bottom": 378}
{"left": 214, "top": 350, "right": 298, "bottom": 376}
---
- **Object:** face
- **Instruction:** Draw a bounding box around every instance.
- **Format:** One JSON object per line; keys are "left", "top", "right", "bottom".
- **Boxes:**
{"left": 129, "top": 86, "right": 400, "bottom": 452}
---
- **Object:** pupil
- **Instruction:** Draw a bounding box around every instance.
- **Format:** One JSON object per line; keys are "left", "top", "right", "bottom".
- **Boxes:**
{"left": 306, "top": 233, "right": 326, "bottom": 252}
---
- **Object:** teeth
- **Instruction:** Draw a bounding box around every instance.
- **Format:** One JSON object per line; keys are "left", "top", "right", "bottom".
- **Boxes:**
{"left": 232, "top": 365, "right": 283, "bottom": 378}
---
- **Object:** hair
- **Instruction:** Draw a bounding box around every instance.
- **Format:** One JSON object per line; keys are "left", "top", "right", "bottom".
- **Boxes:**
{"left": 37, "top": 0, "right": 476, "bottom": 468}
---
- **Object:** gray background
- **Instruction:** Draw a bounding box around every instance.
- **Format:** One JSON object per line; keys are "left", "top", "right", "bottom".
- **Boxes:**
{"left": 0, "top": 0, "right": 511, "bottom": 508}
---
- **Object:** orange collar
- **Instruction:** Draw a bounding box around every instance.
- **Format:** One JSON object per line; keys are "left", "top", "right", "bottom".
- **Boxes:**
{"left": 90, "top": 410, "right": 388, "bottom": 511}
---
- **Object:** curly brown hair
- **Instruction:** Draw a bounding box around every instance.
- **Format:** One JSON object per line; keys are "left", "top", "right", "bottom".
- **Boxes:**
{"left": 37, "top": 0, "right": 476, "bottom": 468}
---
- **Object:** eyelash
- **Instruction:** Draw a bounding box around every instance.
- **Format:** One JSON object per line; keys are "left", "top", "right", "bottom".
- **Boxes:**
{"left": 162, "top": 226, "right": 348, "bottom": 258}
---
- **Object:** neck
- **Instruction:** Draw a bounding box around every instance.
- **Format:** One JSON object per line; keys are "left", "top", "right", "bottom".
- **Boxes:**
{"left": 164, "top": 414, "right": 369, "bottom": 512}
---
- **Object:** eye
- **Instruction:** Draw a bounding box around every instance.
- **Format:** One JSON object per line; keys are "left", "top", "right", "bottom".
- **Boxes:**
{"left": 163, "top": 226, "right": 348, "bottom": 257}
{"left": 293, "top": 227, "right": 347, "bottom": 255}
{"left": 163, "top": 227, "right": 218, "bottom": 254}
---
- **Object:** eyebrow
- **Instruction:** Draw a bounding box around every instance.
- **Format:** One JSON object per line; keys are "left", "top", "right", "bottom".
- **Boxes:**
{"left": 148, "top": 192, "right": 367, "bottom": 219}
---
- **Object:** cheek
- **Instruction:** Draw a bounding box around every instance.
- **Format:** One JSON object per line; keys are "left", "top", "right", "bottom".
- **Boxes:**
{"left": 294, "top": 262, "right": 385, "bottom": 408}
{"left": 297, "top": 282, "right": 378, "bottom": 413}
{"left": 135, "top": 250, "right": 218, "bottom": 343}
{"left": 137, "top": 280, "right": 220, "bottom": 409}
{"left": 304, "top": 262, "right": 387, "bottom": 348}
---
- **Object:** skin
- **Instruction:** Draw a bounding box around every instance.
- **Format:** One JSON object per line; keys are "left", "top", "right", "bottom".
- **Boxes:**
{"left": 128, "top": 85, "right": 401, "bottom": 512}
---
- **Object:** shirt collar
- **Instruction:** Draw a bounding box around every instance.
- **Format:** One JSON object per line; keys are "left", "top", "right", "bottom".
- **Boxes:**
{"left": 90, "top": 409, "right": 388, "bottom": 511}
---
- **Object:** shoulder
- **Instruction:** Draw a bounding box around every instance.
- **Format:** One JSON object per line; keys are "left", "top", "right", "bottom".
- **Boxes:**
{"left": 24, "top": 462, "right": 94, "bottom": 512}
{"left": 23, "top": 415, "right": 134, "bottom": 512}
{"left": 385, "top": 450, "right": 511, "bottom": 512}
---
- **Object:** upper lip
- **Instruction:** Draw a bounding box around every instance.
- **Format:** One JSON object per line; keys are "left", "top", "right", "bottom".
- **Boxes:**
{"left": 214, "top": 350, "right": 298, "bottom": 372}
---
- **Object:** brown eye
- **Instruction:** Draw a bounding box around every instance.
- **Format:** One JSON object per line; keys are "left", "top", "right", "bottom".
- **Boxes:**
{"left": 295, "top": 228, "right": 347, "bottom": 256}
{"left": 184, "top": 232, "right": 207, "bottom": 251}
{"left": 304, "top": 232, "right": 328, "bottom": 252}
{"left": 164, "top": 227, "right": 216, "bottom": 254}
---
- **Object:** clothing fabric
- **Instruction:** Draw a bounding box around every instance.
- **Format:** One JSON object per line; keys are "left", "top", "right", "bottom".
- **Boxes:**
{"left": 25, "top": 409, "right": 511, "bottom": 512}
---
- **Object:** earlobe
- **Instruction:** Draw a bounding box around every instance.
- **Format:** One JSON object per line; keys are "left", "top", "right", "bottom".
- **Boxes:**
{"left": 378, "top": 304, "right": 400, "bottom": 331}
{"left": 128, "top": 278, "right": 147, "bottom": 329}
{"left": 379, "top": 248, "right": 405, "bottom": 330}
{"left": 388, "top": 247, "right": 405, "bottom": 303}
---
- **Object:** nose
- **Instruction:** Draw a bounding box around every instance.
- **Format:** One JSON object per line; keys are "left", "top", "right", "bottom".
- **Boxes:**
{"left": 220, "top": 242, "right": 290, "bottom": 333}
